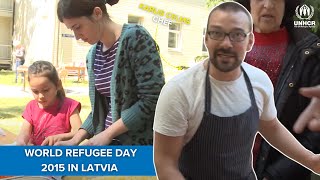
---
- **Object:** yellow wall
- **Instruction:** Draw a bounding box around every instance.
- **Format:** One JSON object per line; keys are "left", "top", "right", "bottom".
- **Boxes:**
{"left": 108, "top": 0, "right": 208, "bottom": 79}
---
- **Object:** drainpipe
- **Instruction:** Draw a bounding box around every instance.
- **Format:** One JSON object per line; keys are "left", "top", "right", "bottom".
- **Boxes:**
{"left": 56, "top": 22, "right": 60, "bottom": 67}
{"left": 11, "top": 0, "right": 16, "bottom": 69}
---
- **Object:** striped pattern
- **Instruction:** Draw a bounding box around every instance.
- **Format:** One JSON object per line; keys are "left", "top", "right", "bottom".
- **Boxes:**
{"left": 81, "top": 24, "right": 165, "bottom": 145}
{"left": 179, "top": 66, "right": 259, "bottom": 180}
{"left": 94, "top": 40, "right": 119, "bottom": 128}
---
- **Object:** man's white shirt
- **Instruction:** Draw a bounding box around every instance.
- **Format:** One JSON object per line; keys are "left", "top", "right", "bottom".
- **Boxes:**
{"left": 153, "top": 60, "right": 277, "bottom": 145}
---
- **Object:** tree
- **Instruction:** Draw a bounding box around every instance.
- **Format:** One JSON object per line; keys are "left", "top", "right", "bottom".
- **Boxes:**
{"left": 304, "top": 0, "right": 320, "bottom": 36}
{"left": 206, "top": 0, "right": 227, "bottom": 8}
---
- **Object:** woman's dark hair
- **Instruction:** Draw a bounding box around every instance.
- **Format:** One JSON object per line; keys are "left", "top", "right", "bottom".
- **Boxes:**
{"left": 57, "top": 0, "right": 109, "bottom": 22}
{"left": 235, "top": 0, "right": 302, "bottom": 30}
{"left": 28, "top": 60, "right": 66, "bottom": 100}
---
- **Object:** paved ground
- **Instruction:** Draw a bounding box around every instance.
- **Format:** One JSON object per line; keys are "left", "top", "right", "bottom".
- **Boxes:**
{"left": 0, "top": 84, "right": 88, "bottom": 98}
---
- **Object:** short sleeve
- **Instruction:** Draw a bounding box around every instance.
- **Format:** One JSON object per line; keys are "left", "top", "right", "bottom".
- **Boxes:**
{"left": 260, "top": 76, "right": 277, "bottom": 121}
{"left": 64, "top": 98, "right": 81, "bottom": 116}
{"left": 22, "top": 101, "right": 35, "bottom": 125}
{"left": 153, "top": 81, "right": 189, "bottom": 137}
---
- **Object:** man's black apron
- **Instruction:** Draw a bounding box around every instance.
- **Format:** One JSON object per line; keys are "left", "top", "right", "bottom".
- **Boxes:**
{"left": 179, "top": 64, "right": 259, "bottom": 180}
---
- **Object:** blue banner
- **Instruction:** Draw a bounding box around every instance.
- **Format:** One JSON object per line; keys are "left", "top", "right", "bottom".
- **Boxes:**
{"left": 0, "top": 146, "right": 156, "bottom": 176}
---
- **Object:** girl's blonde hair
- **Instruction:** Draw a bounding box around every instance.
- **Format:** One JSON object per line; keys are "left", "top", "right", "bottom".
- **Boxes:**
{"left": 28, "top": 60, "right": 66, "bottom": 100}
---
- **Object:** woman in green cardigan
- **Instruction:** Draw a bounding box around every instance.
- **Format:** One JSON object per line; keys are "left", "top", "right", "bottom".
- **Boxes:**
{"left": 56, "top": 0, "right": 165, "bottom": 145}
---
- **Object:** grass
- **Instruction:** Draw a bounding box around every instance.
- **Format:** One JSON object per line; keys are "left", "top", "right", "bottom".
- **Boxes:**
{"left": 0, "top": 70, "right": 21, "bottom": 86}
{"left": 0, "top": 70, "right": 88, "bottom": 87}
{"left": 0, "top": 97, "right": 29, "bottom": 134}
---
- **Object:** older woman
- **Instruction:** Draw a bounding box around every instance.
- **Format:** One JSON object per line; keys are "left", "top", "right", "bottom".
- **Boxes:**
{"left": 236, "top": 0, "right": 320, "bottom": 179}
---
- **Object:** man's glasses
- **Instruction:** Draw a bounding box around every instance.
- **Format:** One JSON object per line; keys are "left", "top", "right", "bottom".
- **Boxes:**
{"left": 207, "top": 30, "right": 251, "bottom": 42}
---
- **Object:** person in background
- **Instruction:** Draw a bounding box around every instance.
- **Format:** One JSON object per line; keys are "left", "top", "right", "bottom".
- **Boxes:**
{"left": 294, "top": 85, "right": 320, "bottom": 133}
{"left": 55, "top": 0, "right": 165, "bottom": 146}
{"left": 235, "top": 0, "right": 320, "bottom": 179}
{"left": 153, "top": 2, "right": 320, "bottom": 179}
{"left": 16, "top": 60, "right": 82, "bottom": 146}
{"left": 14, "top": 44, "right": 25, "bottom": 83}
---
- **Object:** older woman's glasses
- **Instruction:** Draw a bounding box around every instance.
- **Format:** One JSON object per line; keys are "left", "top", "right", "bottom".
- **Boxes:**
{"left": 207, "top": 30, "right": 250, "bottom": 42}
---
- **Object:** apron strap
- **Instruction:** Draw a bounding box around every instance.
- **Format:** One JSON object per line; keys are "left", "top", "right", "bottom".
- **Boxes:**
{"left": 205, "top": 62, "right": 211, "bottom": 113}
{"left": 241, "top": 66, "right": 258, "bottom": 109}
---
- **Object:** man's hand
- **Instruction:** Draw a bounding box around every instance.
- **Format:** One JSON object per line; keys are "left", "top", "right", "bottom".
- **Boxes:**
{"left": 293, "top": 86, "right": 320, "bottom": 133}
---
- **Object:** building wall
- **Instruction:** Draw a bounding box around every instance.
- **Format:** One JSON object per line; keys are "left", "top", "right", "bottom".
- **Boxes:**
{"left": 108, "top": 0, "right": 208, "bottom": 79}
{"left": 60, "top": 26, "right": 74, "bottom": 66}
{"left": 13, "top": 0, "right": 209, "bottom": 79}
{"left": 51, "top": 0, "right": 208, "bottom": 79}
{"left": 0, "top": 0, "right": 13, "bottom": 69}
{"left": 12, "top": 0, "right": 56, "bottom": 65}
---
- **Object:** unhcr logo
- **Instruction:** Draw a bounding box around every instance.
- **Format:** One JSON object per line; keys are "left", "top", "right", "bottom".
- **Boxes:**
{"left": 294, "top": 4, "right": 316, "bottom": 28}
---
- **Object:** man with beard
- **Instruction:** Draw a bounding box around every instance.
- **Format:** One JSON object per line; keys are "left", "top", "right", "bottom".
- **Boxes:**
{"left": 153, "top": 2, "right": 320, "bottom": 180}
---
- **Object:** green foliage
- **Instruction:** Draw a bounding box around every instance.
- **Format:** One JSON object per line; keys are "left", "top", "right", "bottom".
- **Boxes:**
{"left": 176, "top": 66, "right": 189, "bottom": 70}
{"left": 195, "top": 55, "right": 209, "bottom": 63}
{"left": 0, "top": 71, "right": 21, "bottom": 86}
{"left": 304, "top": 0, "right": 320, "bottom": 36}
{"left": 0, "top": 97, "right": 30, "bottom": 134}
{"left": 207, "top": 0, "right": 228, "bottom": 8}
{"left": 206, "top": 0, "right": 320, "bottom": 36}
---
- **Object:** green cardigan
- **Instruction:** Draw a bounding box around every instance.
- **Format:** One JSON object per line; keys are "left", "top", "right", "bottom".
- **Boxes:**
{"left": 81, "top": 24, "right": 165, "bottom": 145}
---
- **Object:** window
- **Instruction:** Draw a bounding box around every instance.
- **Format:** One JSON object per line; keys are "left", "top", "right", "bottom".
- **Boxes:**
{"left": 168, "top": 23, "right": 182, "bottom": 50}
{"left": 128, "top": 15, "right": 143, "bottom": 25}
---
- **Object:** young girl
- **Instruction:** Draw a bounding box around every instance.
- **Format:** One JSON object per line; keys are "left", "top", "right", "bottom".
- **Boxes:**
{"left": 16, "top": 61, "right": 82, "bottom": 146}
